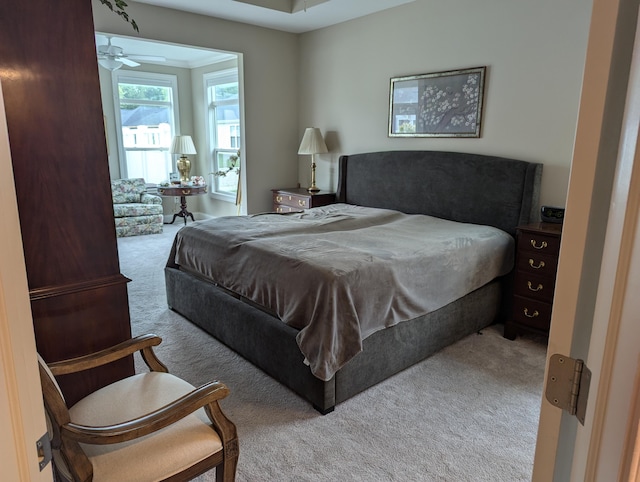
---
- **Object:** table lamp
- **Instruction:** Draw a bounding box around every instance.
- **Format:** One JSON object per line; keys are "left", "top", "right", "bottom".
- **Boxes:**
{"left": 298, "top": 127, "right": 328, "bottom": 193}
{"left": 170, "top": 135, "right": 197, "bottom": 182}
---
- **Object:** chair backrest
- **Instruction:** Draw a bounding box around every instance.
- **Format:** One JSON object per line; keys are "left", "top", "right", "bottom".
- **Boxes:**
{"left": 37, "top": 354, "right": 92, "bottom": 481}
{"left": 37, "top": 354, "right": 66, "bottom": 420}
{"left": 111, "top": 178, "right": 147, "bottom": 204}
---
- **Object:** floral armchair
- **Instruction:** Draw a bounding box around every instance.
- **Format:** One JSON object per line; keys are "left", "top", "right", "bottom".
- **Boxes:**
{"left": 111, "top": 178, "right": 163, "bottom": 237}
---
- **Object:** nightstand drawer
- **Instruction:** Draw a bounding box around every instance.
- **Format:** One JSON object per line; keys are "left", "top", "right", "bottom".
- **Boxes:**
{"left": 516, "top": 251, "right": 559, "bottom": 276}
{"left": 517, "top": 230, "right": 561, "bottom": 256}
{"left": 274, "top": 204, "right": 302, "bottom": 214}
{"left": 514, "top": 271, "right": 556, "bottom": 303}
{"left": 512, "top": 296, "right": 553, "bottom": 332}
{"left": 273, "top": 192, "right": 309, "bottom": 210}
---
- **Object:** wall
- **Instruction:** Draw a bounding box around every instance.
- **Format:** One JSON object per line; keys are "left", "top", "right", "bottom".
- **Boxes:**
{"left": 93, "top": 0, "right": 299, "bottom": 214}
{"left": 95, "top": 0, "right": 592, "bottom": 213}
{"left": 298, "top": 0, "right": 593, "bottom": 208}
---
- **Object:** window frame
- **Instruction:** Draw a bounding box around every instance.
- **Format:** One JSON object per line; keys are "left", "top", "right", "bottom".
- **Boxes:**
{"left": 111, "top": 71, "right": 180, "bottom": 183}
{"left": 204, "top": 68, "right": 241, "bottom": 203}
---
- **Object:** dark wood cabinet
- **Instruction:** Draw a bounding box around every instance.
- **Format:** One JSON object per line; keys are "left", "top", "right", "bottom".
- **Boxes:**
{"left": 272, "top": 187, "right": 335, "bottom": 213}
{"left": 0, "top": 0, "right": 133, "bottom": 405}
{"left": 505, "top": 222, "right": 562, "bottom": 339}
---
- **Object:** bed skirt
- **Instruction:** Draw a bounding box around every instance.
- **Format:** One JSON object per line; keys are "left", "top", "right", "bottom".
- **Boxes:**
{"left": 165, "top": 265, "right": 504, "bottom": 413}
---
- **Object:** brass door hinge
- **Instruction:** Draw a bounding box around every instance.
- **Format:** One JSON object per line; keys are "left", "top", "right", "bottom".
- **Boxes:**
{"left": 545, "top": 354, "right": 591, "bottom": 425}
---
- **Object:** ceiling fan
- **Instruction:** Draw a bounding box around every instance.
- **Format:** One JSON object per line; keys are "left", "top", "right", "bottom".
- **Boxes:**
{"left": 97, "top": 37, "right": 166, "bottom": 71}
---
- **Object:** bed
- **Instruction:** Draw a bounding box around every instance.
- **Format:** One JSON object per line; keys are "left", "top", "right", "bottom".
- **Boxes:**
{"left": 165, "top": 150, "right": 542, "bottom": 413}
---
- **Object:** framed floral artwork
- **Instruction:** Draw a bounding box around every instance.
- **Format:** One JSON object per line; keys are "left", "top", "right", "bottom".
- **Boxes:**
{"left": 388, "top": 66, "right": 486, "bottom": 137}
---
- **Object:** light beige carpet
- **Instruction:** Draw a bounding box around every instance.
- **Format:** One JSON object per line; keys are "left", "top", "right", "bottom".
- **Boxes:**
{"left": 117, "top": 222, "right": 548, "bottom": 482}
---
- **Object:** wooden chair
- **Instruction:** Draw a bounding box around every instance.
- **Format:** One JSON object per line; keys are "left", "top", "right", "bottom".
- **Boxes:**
{"left": 38, "top": 334, "right": 239, "bottom": 481}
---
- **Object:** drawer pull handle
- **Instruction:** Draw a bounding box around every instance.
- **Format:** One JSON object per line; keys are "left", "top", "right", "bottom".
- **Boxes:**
{"left": 524, "top": 308, "right": 539, "bottom": 318}
{"left": 527, "top": 281, "right": 544, "bottom": 292}
{"left": 276, "top": 195, "right": 283, "bottom": 202}
{"left": 298, "top": 200, "right": 306, "bottom": 207}
{"left": 528, "top": 259, "right": 545, "bottom": 269}
{"left": 530, "top": 239, "right": 548, "bottom": 249}
{"left": 181, "top": 189, "right": 191, "bottom": 195}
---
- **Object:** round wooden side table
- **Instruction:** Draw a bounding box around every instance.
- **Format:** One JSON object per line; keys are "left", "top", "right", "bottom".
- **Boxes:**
{"left": 157, "top": 184, "right": 207, "bottom": 225}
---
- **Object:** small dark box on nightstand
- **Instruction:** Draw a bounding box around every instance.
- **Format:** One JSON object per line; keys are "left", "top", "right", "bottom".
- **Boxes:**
{"left": 541, "top": 206, "right": 565, "bottom": 224}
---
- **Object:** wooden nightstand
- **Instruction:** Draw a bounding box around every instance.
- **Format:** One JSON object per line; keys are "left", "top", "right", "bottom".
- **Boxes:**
{"left": 504, "top": 222, "right": 562, "bottom": 340}
{"left": 271, "top": 187, "right": 335, "bottom": 213}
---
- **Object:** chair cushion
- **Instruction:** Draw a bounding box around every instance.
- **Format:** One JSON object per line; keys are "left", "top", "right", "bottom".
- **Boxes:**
{"left": 114, "top": 215, "right": 164, "bottom": 228}
{"left": 115, "top": 222, "right": 163, "bottom": 238}
{"left": 113, "top": 192, "right": 141, "bottom": 204}
{"left": 140, "top": 193, "right": 162, "bottom": 205}
{"left": 111, "top": 178, "right": 147, "bottom": 203}
{"left": 69, "top": 372, "right": 223, "bottom": 482}
{"left": 113, "top": 203, "right": 163, "bottom": 218}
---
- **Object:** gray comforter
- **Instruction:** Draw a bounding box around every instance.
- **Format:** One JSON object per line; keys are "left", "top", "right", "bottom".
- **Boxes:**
{"left": 172, "top": 204, "right": 514, "bottom": 380}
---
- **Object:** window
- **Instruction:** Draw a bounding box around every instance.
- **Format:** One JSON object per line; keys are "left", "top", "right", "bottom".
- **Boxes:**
{"left": 112, "top": 72, "right": 179, "bottom": 184}
{"left": 205, "top": 69, "right": 241, "bottom": 201}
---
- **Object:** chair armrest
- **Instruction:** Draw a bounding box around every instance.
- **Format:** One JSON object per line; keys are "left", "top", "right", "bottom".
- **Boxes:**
{"left": 47, "top": 334, "right": 165, "bottom": 376}
{"left": 140, "top": 193, "right": 162, "bottom": 204}
{"left": 60, "top": 381, "right": 230, "bottom": 445}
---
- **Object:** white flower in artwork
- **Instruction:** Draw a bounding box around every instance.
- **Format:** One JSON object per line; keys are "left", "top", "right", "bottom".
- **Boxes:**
{"left": 416, "top": 72, "right": 481, "bottom": 132}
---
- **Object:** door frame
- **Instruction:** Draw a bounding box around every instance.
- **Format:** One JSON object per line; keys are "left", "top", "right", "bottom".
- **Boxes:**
{"left": 532, "top": 0, "right": 640, "bottom": 479}
{"left": 0, "top": 82, "right": 52, "bottom": 480}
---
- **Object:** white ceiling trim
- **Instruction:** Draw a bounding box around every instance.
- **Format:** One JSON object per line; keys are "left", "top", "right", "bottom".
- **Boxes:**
{"left": 233, "top": 0, "right": 330, "bottom": 14}
{"left": 133, "top": 0, "right": 415, "bottom": 34}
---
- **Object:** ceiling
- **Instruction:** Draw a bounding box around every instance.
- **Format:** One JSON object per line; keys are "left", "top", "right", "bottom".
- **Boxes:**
{"left": 95, "top": 33, "right": 236, "bottom": 69}
{"left": 96, "top": 0, "right": 414, "bottom": 69}
{"left": 133, "top": 0, "right": 415, "bottom": 34}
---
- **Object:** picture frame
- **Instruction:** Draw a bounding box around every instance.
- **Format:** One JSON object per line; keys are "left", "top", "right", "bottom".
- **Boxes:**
{"left": 388, "top": 66, "right": 486, "bottom": 138}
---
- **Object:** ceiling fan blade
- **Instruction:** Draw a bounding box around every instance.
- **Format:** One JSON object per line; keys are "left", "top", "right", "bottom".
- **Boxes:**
{"left": 127, "top": 54, "right": 167, "bottom": 62}
{"left": 95, "top": 36, "right": 166, "bottom": 67}
{"left": 120, "top": 58, "right": 140, "bottom": 67}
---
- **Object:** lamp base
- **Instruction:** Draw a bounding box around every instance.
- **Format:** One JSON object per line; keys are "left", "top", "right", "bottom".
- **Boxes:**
{"left": 308, "top": 159, "right": 320, "bottom": 193}
{"left": 177, "top": 156, "right": 191, "bottom": 183}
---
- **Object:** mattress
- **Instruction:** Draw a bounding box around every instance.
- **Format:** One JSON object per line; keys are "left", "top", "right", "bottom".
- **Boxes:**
{"left": 171, "top": 204, "right": 514, "bottom": 380}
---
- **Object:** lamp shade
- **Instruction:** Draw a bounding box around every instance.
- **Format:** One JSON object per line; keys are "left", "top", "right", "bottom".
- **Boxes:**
{"left": 170, "top": 135, "right": 197, "bottom": 155}
{"left": 298, "top": 128, "right": 328, "bottom": 155}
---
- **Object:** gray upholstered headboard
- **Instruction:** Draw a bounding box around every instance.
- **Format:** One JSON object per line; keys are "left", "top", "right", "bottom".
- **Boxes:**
{"left": 336, "top": 151, "right": 542, "bottom": 236}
